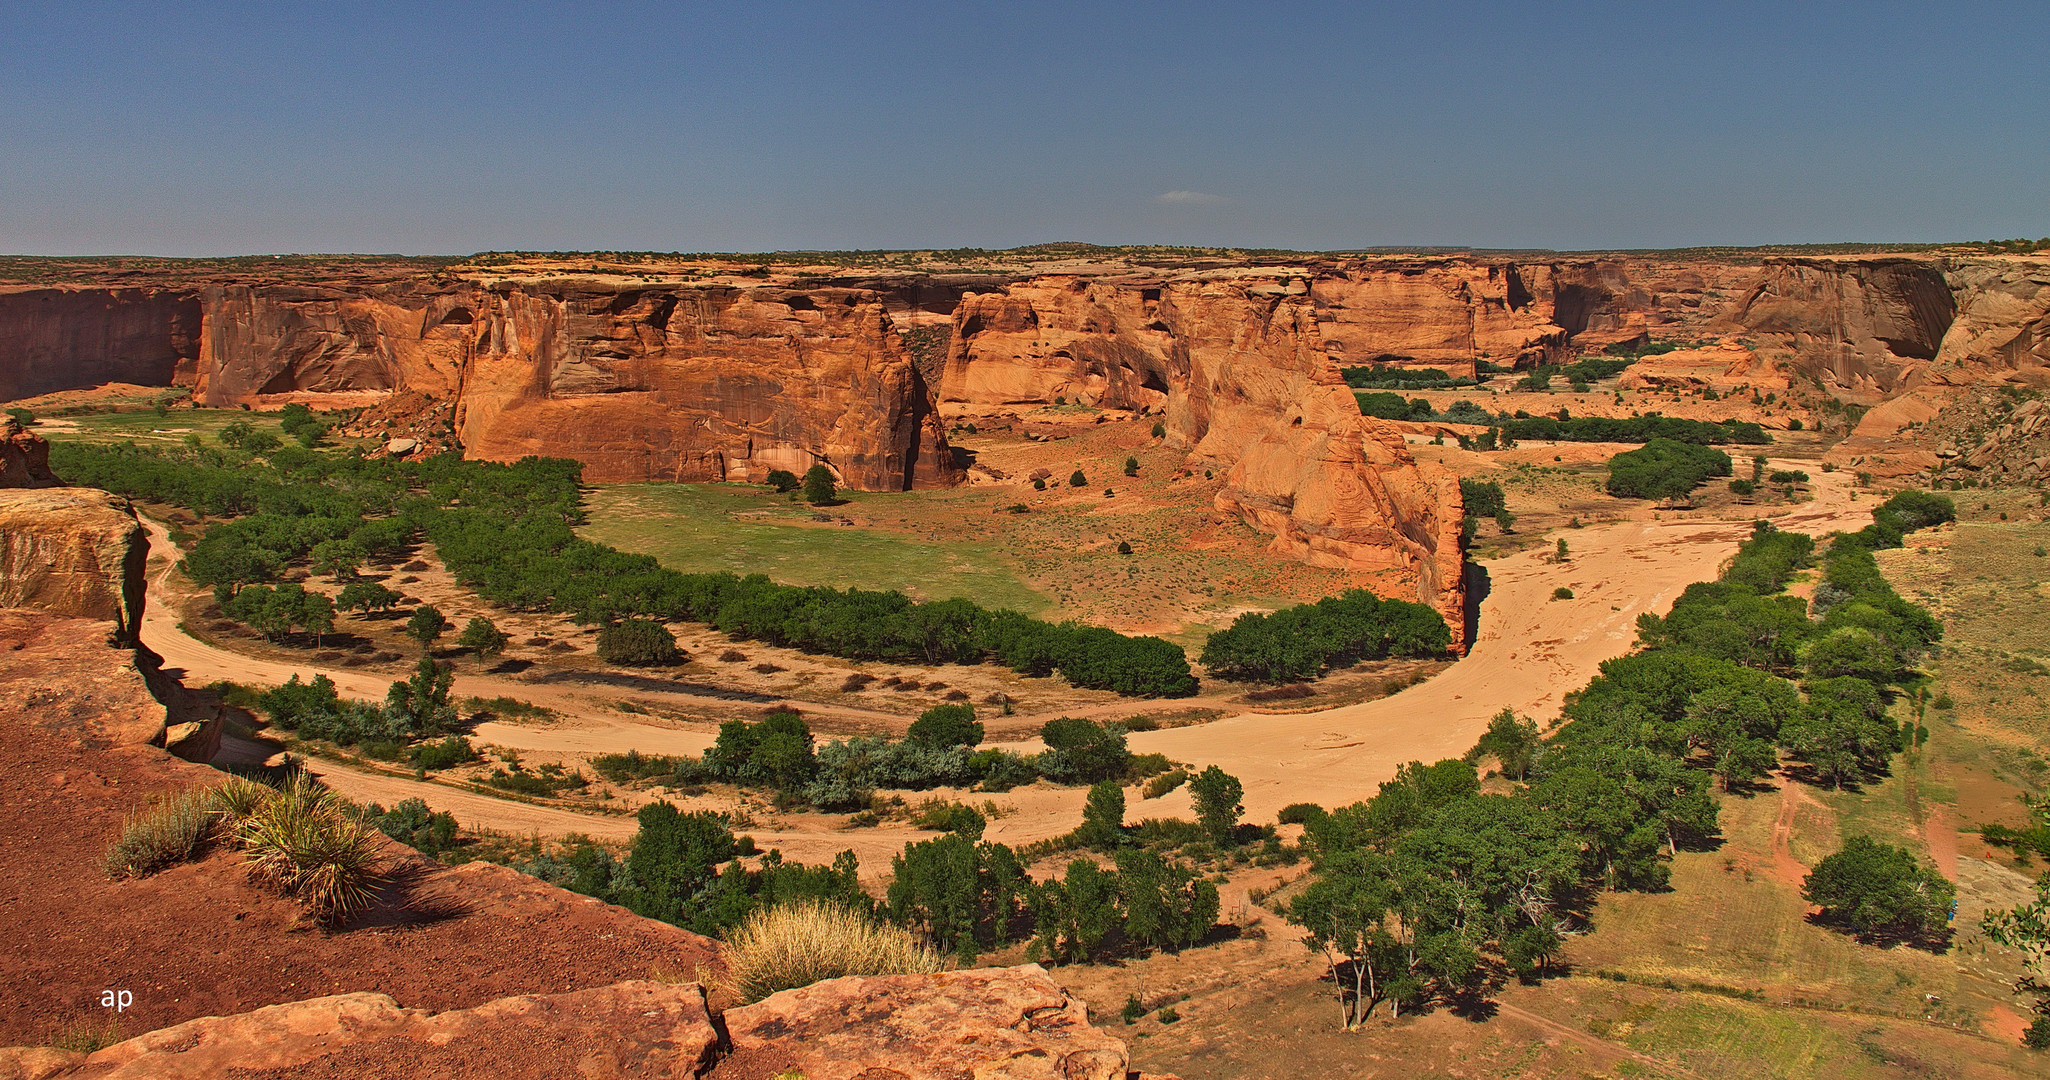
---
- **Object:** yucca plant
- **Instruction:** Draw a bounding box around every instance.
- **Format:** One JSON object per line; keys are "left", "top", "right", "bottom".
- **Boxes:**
{"left": 721, "top": 899, "right": 944, "bottom": 1004}
{"left": 205, "top": 775, "right": 275, "bottom": 831}
{"left": 238, "top": 775, "right": 384, "bottom": 924}
{"left": 102, "top": 787, "right": 212, "bottom": 878}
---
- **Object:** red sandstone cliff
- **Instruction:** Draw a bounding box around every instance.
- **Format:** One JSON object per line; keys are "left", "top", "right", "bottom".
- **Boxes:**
{"left": 6, "top": 251, "right": 2048, "bottom": 613}
{"left": 943, "top": 270, "right": 1466, "bottom": 629}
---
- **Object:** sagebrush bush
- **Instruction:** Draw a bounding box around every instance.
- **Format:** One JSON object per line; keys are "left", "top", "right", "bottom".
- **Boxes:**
{"left": 103, "top": 787, "right": 212, "bottom": 878}
{"left": 238, "top": 776, "right": 383, "bottom": 924}
{"left": 722, "top": 899, "right": 944, "bottom": 1003}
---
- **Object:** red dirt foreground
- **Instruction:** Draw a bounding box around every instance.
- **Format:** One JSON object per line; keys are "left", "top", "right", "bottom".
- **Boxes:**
{"left": 0, "top": 600, "right": 1162, "bottom": 1079}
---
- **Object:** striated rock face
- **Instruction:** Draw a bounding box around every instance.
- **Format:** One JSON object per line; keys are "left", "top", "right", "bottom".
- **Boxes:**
{"left": 944, "top": 270, "right": 1467, "bottom": 631}
{"left": 179, "top": 279, "right": 961, "bottom": 490}
{"left": 0, "top": 419, "right": 61, "bottom": 488}
{"left": 0, "top": 487, "right": 145, "bottom": 639}
{"left": 453, "top": 282, "right": 958, "bottom": 489}
{"left": 1718, "top": 258, "right": 1960, "bottom": 400}
{"left": 719, "top": 965, "right": 1130, "bottom": 1080}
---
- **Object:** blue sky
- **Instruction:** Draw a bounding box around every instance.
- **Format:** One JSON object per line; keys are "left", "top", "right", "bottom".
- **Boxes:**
{"left": 1, "top": 1, "right": 2043, "bottom": 255}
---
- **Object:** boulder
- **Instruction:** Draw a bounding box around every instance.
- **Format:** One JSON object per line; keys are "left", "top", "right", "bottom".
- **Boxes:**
{"left": 0, "top": 419, "right": 61, "bottom": 488}
{"left": 719, "top": 965, "right": 1129, "bottom": 1080}
{"left": 0, "top": 487, "right": 145, "bottom": 639}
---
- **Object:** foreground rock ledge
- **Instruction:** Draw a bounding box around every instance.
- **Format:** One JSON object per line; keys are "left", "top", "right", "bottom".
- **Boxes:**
{"left": 1, "top": 966, "right": 1163, "bottom": 1080}
{"left": 719, "top": 964, "right": 1133, "bottom": 1080}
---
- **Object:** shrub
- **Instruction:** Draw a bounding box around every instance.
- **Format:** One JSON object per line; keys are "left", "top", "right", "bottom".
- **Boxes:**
{"left": 765, "top": 469, "right": 800, "bottom": 493}
{"left": 1605, "top": 439, "right": 1733, "bottom": 500}
{"left": 1552, "top": 587, "right": 1574, "bottom": 600}
{"left": 1144, "top": 769, "right": 1190, "bottom": 799}
{"left": 238, "top": 776, "right": 385, "bottom": 924}
{"left": 1729, "top": 478, "right": 1755, "bottom": 496}
{"left": 1070, "top": 470, "right": 1088, "bottom": 487}
{"left": 722, "top": 899, "right": 944, "bottom": 1003}
{"left": 1032, "top": 477, "right": 1046, "bottom": 491}
{"left": 1201, "top": 588, "right": 1449, "bottom": 683}
{"left": 361, "top": 797, "right": 459, "bottom": 855}
{"left": 1039, "top": 718, "right": 1131, "bottom": 783}
{"left": 103, "top": 787, "right": 213, "bottom": 878}
{"left": 597, "top": 619, "right": 682, "bottom": 666}
{"left": 1277, "top": 802, "right": 1325, "bottom": 825}
{"left": 906, "top": 704, "right": 983, "bottom": 748}
{"left": 411, "top": 735, "right": 477, "bottom": 771}
{"left": 207, "top": 775, "right": 275, "bottom": 827}
{"left": 592, "top": 749, "right": 687, "bottom": 782}
{"left": 1151, "top": 422, "right": 1166, "bottom": 438}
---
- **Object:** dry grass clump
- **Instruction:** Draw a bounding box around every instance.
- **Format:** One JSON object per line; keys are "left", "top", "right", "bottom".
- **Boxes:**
{"left": 101, "top": 787, "right": 212, "bottom": 879}
{"left": 236, "top": 775, "right": 384, "bottom": 924}
{"left": 721, "top": 900, "right": 944, "bottom": 1004}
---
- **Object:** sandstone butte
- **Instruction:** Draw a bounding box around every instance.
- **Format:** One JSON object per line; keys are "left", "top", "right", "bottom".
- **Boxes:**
{"left": 0, "top": 485, "right": 1173, "bottom": 1080}
{"left": 1, "top": 251, "right": 2046, "bottom": 635}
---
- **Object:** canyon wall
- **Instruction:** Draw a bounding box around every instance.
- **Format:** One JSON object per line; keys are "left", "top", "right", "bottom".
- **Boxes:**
{"left": 6, "top": 252, "right": 2047, "bottom": 623}
{"left": 943, "top": 270, "right": 1466, "bottom": 628}
{"left": 0, "top": 288, "right": 200, "bottom": 401}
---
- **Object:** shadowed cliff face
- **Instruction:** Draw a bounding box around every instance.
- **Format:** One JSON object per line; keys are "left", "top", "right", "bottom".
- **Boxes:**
{"left": 0, "top": 288, "right": 200, "bottom": 401}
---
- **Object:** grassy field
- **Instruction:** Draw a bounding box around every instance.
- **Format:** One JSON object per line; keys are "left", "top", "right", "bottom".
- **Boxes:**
{"left": 35, "top": 407, "right": 300, "bottom": 447}
{"left": 579, "top": 482, "right": 1055, "bottom": 615}
{"left": 578, "top": 419, "right": 1371, "bottom": 638}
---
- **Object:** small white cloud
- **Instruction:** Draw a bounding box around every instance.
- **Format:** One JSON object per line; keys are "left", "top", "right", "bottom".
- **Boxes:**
{"left": 1156, "top": 190, "right": 1226, "bottom": 205}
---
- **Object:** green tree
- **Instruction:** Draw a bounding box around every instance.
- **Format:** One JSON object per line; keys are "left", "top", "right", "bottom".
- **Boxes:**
{"left": 1984, "top": 876, "right": 2050, "bottom": 1047}
{"left": 1287, "top": 849, "right": 1405, "bottom": 1026}
{"left": 1079, "top": 779, "right": 1126, "bottom": 850}
{"left": 1116, "top": 848, "right": 1218, "bottom": 954}
{"left": 385, "top": 656, "right": 457, "bottom": 737}
{"left": 1038, "top": 718, "right": 1131, "bottom": 783}
{"left": 802, "top": 464, "right": 837, "bottom": 505}
{"left": 336, "top": 581, "right": 400, "bottom": 614}
{"left": 457, "top": 616, "right": 509, "bottom": 658}
{"left": 405, "top": 604, "right": 450, "bottom": 650}
{"left": 622, "top": 802, "right": 739, "bottom": 926}
{"left": 1069, "top": 469, "right": 1088, "bottom": 487}
{"left": 597, "top": 619, "right": 681, "bottom": 666}
{"left": 907, "top": 704, "right": 983, "bottom": 748}
{"left": 1190, "top": 765, "right": 1243, "bottom": 846}
{"left": 1123, "top": 456, "right": 1139, "bottom": 477}
{"left": 1802, "top": 836, "right": 1954, "bottom": 943}
{"left": 1033, "top": 858, "right": 1121, "bottom": 963}
{"left": 764, "top": 469, "right": 800, "bottom": 493}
